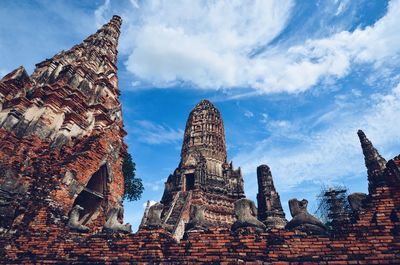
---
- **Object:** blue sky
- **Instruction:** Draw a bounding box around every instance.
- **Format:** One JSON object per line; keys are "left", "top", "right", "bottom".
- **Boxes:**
{"left": 1, "top": 0, "right": 400, "bottom": 231}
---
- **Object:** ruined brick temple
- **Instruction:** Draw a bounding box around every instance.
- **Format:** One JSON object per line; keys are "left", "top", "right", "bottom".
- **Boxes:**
{"left": 139, "top": 99, "right": 246, "bottom": 239}
{"left": 0, "top": 15, "right": 128, "bottom": 235}
{"left": 1, "top": 16, "right": 400, "bottom": 264}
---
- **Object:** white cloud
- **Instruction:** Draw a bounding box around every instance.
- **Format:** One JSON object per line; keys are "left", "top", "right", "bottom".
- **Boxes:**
{"left": 132, "top": 120, "right": 183, "bottom": 144}
{"left": 261, "top": 113, "right": 269, "bottom": 123}
{"left": 249, "top": 0, "right": 400, "bottom": 94}
{"left": 244, "top": 110, "right": 254, "bottom": 118}
{"left": 97, "top": 0, "right": 400, "bottom": 94}
{"left": 234, "top": 83, "right": 400, "bottom": 195}
{"left": 351, "top": 89, "right": 362, "bottom": 97}
{"left": 110, "top": 0, "right": 295, "bottom": 90}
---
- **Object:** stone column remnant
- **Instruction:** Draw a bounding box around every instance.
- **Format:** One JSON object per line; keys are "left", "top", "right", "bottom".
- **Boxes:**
{"left": 256, "top": 164, "right": 287, "bottom": 229}
{"left": 357, "top": 130, "right": 387, "bottom": 193}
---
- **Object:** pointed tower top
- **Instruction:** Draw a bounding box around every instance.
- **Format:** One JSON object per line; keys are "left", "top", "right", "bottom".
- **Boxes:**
{"left": 111, "top": 15, "right": 122, "bottom": 26}
{"left": 357, "top": 130, "right": 387, "bottom": 192}
{"left": 181, "top": 99, "right": 227, "bottom": 164}
{"left": 29, "top": 16, "right": 123, "bottom": 100}
{"left": 194, "top": 99, "right": 216, "bottom": 108}
{"left": 74, "top": 14, "right": 122, "bottom": 64}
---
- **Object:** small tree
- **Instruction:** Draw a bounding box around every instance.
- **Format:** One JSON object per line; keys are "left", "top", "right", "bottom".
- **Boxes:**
{"left": 122, "top": 153, "right": 144, "bottom": 201}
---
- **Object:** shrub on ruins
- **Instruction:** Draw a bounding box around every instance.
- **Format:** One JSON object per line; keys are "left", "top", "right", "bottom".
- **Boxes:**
{"left": 122, "top": 153, "right": 144, "bottom": 201}
{"left": 315, "top": 185, "right": 351, "bottom": 232}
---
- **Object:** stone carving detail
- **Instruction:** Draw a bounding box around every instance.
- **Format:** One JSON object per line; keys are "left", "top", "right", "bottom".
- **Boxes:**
{"left": 68, "top": 205, "right": 89, "bottom": 232}
{"left": 144, "top": 202, "right": 164, "bottom": 227}
{"left": 348, "top": 192, "right": 368, "bottom": 213}
{"left": 256, "top": 164, "right": 287, "bottom": 229}
{"left": 232, "top": 198, "right": 266, "bottom": 231}
{"left": 103, "top": 207, "right": 132, "bottom": 233}
{"left": 185, "top": 204, "right": 211, "bottom": 231}
{"left": 286, "top": 199, "right": 327, "bottom": 235}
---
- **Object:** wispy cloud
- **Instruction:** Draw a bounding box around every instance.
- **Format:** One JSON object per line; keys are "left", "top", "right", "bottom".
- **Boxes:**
{"left": 243, "top": 110, "right": 254, "bottom": 118}
{"left": 132, "top": 120, "right": 183, "bottom": 145}
{"left": 234, "top": 83, "right": 400, "bottom": 195}
{"left": 94, "top": 0, "right": 111, "bottom": 27}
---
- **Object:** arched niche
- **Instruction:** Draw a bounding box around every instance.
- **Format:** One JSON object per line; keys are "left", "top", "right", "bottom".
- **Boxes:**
{"left": 72, "top": 164, "right": 108, "bottom": 225}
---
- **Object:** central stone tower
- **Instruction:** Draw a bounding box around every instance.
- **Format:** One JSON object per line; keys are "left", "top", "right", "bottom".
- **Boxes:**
{"left": 156, "top": 100, "right": 245, "bottom": 239}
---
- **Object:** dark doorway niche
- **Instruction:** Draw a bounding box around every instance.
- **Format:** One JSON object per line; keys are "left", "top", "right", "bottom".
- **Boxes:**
{"left": 185, "top": 173, "right": 195, "bottom": 191}
{"left": 72, "top": 164, "right": 108, "bottom": 225}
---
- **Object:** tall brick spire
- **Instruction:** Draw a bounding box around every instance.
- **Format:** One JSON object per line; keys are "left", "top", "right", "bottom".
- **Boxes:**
{"left": 357, "top": 130, "right": 387, "bottom": 193}
{"left": 0, "top": 16, "right": 129, "bottom": 234}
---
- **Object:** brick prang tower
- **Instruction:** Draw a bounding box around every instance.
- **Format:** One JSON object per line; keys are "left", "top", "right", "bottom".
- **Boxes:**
{"left": 159, "top": 99, "right": 245, "bottom": 239}
{"left": 0, "top": 16, "right": 127, "bottom": 233}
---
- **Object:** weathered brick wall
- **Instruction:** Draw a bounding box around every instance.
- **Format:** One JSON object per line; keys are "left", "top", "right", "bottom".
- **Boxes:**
{"left": 1, "top": 180, "right": 399, "bottom": 264}
{"left": 0, "top": 125, "right": 126, "bottom": 234}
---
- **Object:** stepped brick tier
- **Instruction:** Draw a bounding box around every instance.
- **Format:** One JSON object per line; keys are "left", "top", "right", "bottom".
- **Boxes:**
{"left": 0, "top": 16, "right": 129, "bottom": 235}
{"left": 1, "top": 15, "right": 400, "bottom": 264}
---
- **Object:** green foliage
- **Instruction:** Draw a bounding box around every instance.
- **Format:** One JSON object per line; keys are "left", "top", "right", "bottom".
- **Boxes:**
{"left": 122, "top": 153, "right": 144, "bottom": 201}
